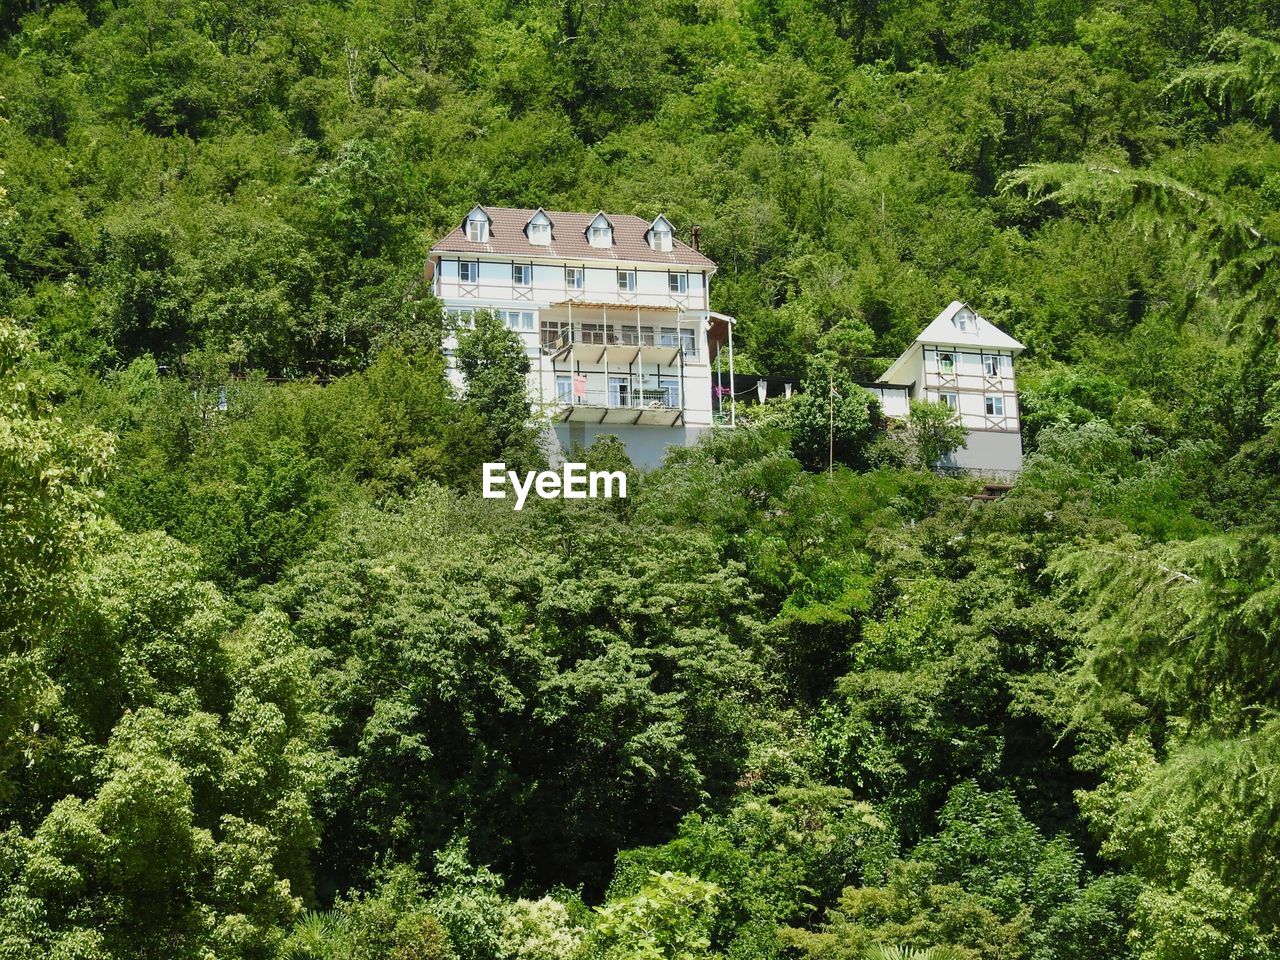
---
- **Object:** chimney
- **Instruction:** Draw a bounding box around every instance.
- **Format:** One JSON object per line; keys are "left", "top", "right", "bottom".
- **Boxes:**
{"left": 690, "top": 224, "right": 701, "bottom": 251}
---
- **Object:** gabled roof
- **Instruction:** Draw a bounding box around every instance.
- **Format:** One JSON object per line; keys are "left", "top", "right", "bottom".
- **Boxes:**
{"left": 465, "top": 204, "right": 491, "bottom": 223}
{"left": 915, "top": 301, "right": 1025, "bottom": 351}
{"left": 878, "top": 301, "right": 1024, "bottom": 384}
{"left": 431, "top": 206, "right": 715, "bottom": 267}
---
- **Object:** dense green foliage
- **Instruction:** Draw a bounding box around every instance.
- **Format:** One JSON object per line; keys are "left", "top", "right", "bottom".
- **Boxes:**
{"left": 3, "top": 0, "right": 1280, "bottom": 959}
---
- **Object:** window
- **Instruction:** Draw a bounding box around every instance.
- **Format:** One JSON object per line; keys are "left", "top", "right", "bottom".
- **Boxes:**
{"left": 681, "top": 327, "right": 696, "bottom": 357}
{"left": 608, "top": 375, "right": 631, "bottom": 408}
{"left": 983, "top": 355, "right": 998, "bottom": 377}
{"left": 528, "top": 223, "right": 550, "bottom": 244}
{"left": 938, "top": 352, "right": 955, "bottom": 373}
{"left": 541, "top": 318, "right": 569, "bottom": 347}
{"left": 940, "top": 392, "right": 958, "bottom": 411}
{"left": 590, "top": 224, "right": 612, "bottom": 247}
{"left": 467, "top": 219, "right": 488, "bottom": 243}
{"left": 668, "top": 273, "right": 687, "bottom": 294}
{"left": 446, "top": 307, "right": 475, "bottom": 328}
{"left": 501, "top": 310, "right": 535, "bottom": 332}
{"left": 580, "top": 322, "right": 605, "bottom": 345}
{"left": 659, "top": 378, "right": 680, "bottom": 408}
{"left": 512, "top": 264, "right": 530, "bottom": 286}
{"left": 985, "top": 395, "right": 1005, "bottom": 417}
{"left": 618, "top": 270, "right": 636, "bottom": 292}
{"left": 954, "top": 308, "right": 973, "bottom": 331}
{"left": 649, "top": 215, "right": 675, "bottom": 251}
{"left": 556, "top": 374, "right": 573, "bottom": 404}
{"left": 566, "top": 267, "right": 583, "bottom": 290}
{"left": 459, "top": 261, "right": 478, "bottom": 284}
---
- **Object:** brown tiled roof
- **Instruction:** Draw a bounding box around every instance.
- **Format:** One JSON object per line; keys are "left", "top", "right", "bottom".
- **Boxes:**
{"left": 430, "top": 206, "right": 716, "bottom": 268}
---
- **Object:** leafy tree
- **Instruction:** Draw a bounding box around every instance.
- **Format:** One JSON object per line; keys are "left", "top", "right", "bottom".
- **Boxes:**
{"left": 783, "top": 357, "right": 881, "bottom": 473}
{"left": 0, "top": 320, "right": 110, "bottom": 790}
{"left": 902, "top": 400, "right": 968, "bottom": 471}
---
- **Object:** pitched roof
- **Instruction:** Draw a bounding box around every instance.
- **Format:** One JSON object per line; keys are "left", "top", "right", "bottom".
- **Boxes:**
{"left": 431, "top": 206, "right": 716, "bottom": 268}
{"left": 915, "top": 301, "right": 1025, "bottom": 351}
{"left": 878, "top": 301, "right": 1025, "bottom": 385}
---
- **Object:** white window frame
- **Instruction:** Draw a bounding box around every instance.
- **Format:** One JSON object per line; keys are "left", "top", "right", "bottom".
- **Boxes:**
{"left": 618, "top": 270, "right": 636, "bottom": 292}
{"left": 467, "top": 219, "right": 488, "bottom": 243}
{"left": 528, "top": 222, "right": 551, "bottom": 245}
{"left": 590, "top": 224, "right": 613, "bottom": 247}
{"left": 458, "top": 261, "right": 479, "bottom": 284}
{"left": 668, "top": 272, "right": 687, "bottom": 294}
{"left": 512, "top": 263, "right": 530, "bottom": 286}
{"left": 985, "top": 395, "right": 1005, "bottom": 416}
{"left": 940, "top": 391, "right": 958, "bottom": 411}
{"left": 983, "top": 354, "right": 998, "bottom": 377}
{"left": 652, "top": 229, "right": 672, "bottom": 252}
{"left": 555, "top": 374, "right": 573, "bottom": 404}
{"left": 501, "top": 310, "right": 534, "bottom": 332}
{"left": 566, "top": 267, "right": 584, "bottom": 290}
{"left": 938, "top": 352, "right": 955, "bottom": 374}
{"left": 608, "top": 375, "right": 631, "bottom": 408}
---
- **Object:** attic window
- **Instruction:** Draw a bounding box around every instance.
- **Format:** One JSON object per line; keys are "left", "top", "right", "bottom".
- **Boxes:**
{"left": 953, "top": 308, "right": 974, "bottom": 331}
{"left": 526, "top": 211, "right": 552, "bottom": 245}
{"left": 467, "top": 218, "right": 488, "bottom": 243}
{"left": 587, "top": 213, "right": 613, "bottom": 248}
{"left": 648, "top": 215, "right": 674, "bottom": 252}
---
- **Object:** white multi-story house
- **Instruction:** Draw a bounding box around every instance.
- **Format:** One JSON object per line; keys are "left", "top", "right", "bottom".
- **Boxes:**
{"left": 428, "top": 205, "right": 737, "bottom": 466}
{"left": 878, "top": 300, "right": 1026, "bottom": 476}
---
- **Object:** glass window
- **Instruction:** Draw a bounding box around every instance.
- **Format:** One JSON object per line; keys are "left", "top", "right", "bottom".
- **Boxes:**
{"left": 938, "top": 352, "right": 955, "bottom": 373}
{"left": 580, "top": 322, "right": 605, "bottom": 345}
{"left": 556, "top": 374, "right": 573, "bottom": 403}
{"left": 566, "top": 267, "right": 583, "bottom": 290}
{"left": 983, "top": 355, "right": 998, "bottom": 376}
{"left": 590, "top": 225, "right": 612, "bottom": 246}
{"left": 513, "top": 264, "right": 530, "bottom": 285}
{"left": 659, "top": 378, "right": 680, "bottom": 407}
{"left": 652, "top": 229, "right": 672, "bottom": 251}
{"left": 940, "top": 392, "right": 958, "bottom": 411}
{"left": 528, "top": 222, "right": 550, "bottom": 244}
{"left": 618, "top": 270, "right": 636, "bottom": 292}
{"left": 501, "top": 310, "right": 534, "bottom": 332}
{"left": 985, "top": 395, "right": 1004, "bottom": 416}
{"left": 459, "top": 261, "right": 478, "bottom": 284}
{"left": 668, "top": 273, "right": 687, "bottom": 294}
{"left": 467, "top": 220, "right": 487, "bottom": 242}
{"left": 608, "top": 375, "right": 631, "bottom": 407}
{"left": 681, "top": 327, "right": 696, "bottom": 356}
{"left": 954, "top": 308, "right": 972, "bottom": 330}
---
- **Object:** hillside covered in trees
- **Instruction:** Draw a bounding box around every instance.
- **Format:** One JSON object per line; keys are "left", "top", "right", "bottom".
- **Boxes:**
{"left": 2, "top": 0, "right": 1280, "bottom": 958}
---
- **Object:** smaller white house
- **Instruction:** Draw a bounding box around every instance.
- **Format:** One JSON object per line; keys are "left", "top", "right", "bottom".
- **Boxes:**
{"left": 878, "top": 301, "right": 1026, "bottom": 476}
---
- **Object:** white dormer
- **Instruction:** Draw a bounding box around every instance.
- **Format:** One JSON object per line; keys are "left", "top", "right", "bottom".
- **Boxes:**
{"left": 647, "top": 215, "right": 674, "bottom": 252}
{"left": 525, "top": 208, "right": 553, "bottom": 246}
{"left": 465, "top": 205, "right": 491, "bottom": 243}
{"left": 952, "top": 306, "right": 975, "bottom": 332}
{"left": 586, "top": 212, "right": 613, "bottom": 248}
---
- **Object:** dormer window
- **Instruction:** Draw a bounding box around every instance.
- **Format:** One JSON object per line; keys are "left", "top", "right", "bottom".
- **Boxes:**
{"left": 526, "top": 209, "right": 553, "bottom": 246}
{"left": 464, "top": 205, "right": 491, "bottom": 243}
{"left": 648, "top": 215, "right": 674, "bottom": 252}
{"left": 586, "top": 212, "right": 613, "bottom": 248}
{"left": 953, "top": 307, "right": 974, "bottom": 331}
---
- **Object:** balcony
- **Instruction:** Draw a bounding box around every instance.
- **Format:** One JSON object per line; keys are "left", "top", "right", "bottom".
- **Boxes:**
{"left": 540, "top": 319, "right": 695, "bottom": 367}
{"left": 553, "top": 377, "right": 684, "bottom": 427}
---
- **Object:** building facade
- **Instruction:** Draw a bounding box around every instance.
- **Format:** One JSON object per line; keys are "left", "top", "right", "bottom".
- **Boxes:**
{"left": 878, "top": 300, "right": 1026, "bottom": 476}
{"left": 428, "top": 206, "right": 736, "bottom": 467}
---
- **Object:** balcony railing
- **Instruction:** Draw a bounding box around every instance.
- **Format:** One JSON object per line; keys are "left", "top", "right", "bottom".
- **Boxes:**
{"left": 541, "top": 322, "right": 696, "bottom": 359}
{"left": 557, "top": 388, "right": 681, "bottom": 410}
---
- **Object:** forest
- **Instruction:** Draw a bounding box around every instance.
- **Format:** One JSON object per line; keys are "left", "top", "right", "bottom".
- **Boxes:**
{"left": 2, "top": 0, "right": 1280, "bottom": 958}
